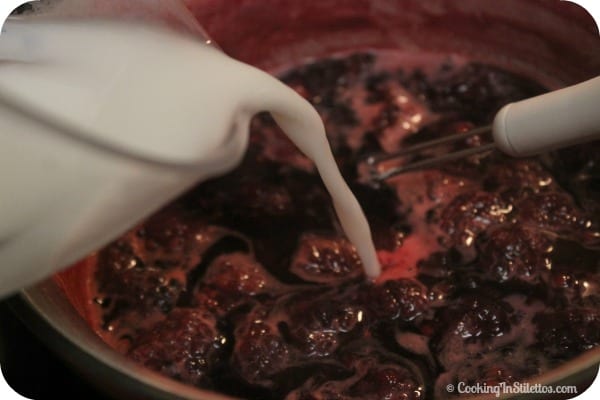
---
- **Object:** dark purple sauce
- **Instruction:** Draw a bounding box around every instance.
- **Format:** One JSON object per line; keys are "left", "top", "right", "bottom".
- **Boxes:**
{"left": 91, "top": 52, "right": 600, "bottom": 399}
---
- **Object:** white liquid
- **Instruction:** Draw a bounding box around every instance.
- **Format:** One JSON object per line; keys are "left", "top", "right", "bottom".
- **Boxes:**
{"left": 0, "top": 18, "right": 380, "bottom": 295}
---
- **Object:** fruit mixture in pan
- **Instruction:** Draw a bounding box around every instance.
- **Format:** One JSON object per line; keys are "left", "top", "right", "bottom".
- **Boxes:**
{"left": 88, "top": 52, "right": 599, "bottom": 399}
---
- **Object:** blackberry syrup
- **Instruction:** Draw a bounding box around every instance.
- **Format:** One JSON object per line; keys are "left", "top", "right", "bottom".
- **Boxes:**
{"left": 88, "top": 52, "right": 600, "bottom": 399}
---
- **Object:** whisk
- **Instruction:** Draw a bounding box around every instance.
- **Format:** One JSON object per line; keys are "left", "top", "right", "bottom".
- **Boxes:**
{"left": 365, "top": 76, "right": 600, "bottom": 181}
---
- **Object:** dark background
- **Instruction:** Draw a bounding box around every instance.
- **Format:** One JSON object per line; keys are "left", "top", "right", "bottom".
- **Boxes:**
{"left": 0, "top": 301, "right": 108, "bottom": 400}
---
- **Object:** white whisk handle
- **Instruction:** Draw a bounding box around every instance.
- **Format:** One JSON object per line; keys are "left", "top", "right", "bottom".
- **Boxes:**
{"left": 493, "top": 76, "right": 600, "bottom": 157}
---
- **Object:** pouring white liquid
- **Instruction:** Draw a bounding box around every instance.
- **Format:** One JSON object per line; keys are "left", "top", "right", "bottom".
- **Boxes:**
{"left": 0, "top": 18, "right": 380, "bottom": 296}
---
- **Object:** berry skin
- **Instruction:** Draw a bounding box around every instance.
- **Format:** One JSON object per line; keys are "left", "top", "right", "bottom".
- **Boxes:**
{"left": 128, "top": 309, "right": 225, "bottom": 387}
{"left": 477, "top": 225, "right": 553, "bottom": 282}
{"left": 433, "top": 293, "right": 517, "bottom": 370}
{"left": 232, "top": 316, "right": 292, "bottom": 386}
{"left": 534, "top": 307, "right": 600, "bottom": 360}
{"left": 441, "top": 191, "right": 512, "bottom": 247}
{"left": 361, "top": 279, "right": 429, "bottom": 321}
{"left": 290, "top": 235, "right": 364, "bottom": 284}
{"left": 517, "top": 192, "right": 594, "bottom": 237}
{"left": 351, "top": 365, "right": 424, "bottom": 400}
{"left": 95, "top": 241, "right": 185, "bottom": 317}
{"left": 202, "top": 252, "right": 280, "bottom": 296}
{"left": 285, "top": 293, "right": 367, "bottom": 358}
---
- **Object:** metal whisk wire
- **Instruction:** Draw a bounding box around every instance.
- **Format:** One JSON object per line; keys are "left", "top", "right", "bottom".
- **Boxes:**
{"left": 364, "top": 125, "right": 496, "bottom": 181}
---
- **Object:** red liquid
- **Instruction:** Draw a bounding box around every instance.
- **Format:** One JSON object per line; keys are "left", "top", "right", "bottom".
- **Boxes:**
{"left": 71, "top": 52, "right": 599, "bottom": 399}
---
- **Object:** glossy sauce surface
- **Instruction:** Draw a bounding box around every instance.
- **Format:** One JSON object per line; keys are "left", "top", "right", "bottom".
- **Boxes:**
{"left": 86, "top": 52, "right": 600, "bottom": 400}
